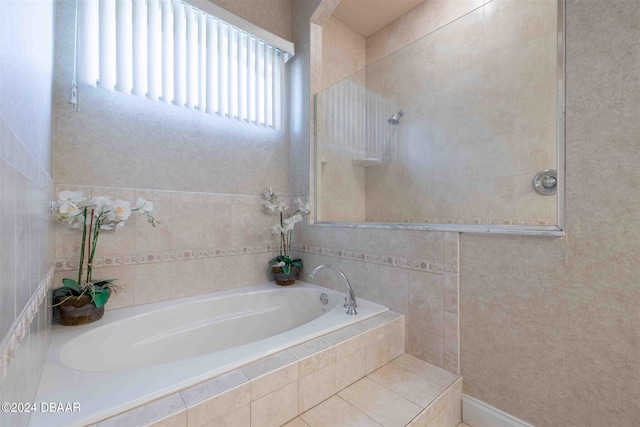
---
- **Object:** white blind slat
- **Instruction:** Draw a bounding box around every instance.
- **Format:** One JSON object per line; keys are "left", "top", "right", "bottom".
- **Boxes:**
{"left": 228, "top": 27, "right": 236, "bottom": 118}
{"left": 173, "top": 1, "right": 186, "bottom": 107}
{"left": 161, "top": 0, "right": 173, "bottom": 104}
{"left": 217, "top": 21, "right": 227, "bottom": 116}
{"left": 147, "top": 0, "right": 161, "bottom": 100}
{"left": 115, "top": 0, "right": 132, "bottom": 94}
{"left": 98, "top": 0, "right": 116, "bottom": 90}
{"left": 266, "top": 45, "right": 273, "bottom": 128}
{"left": 205, "top": 16, "right": 216, "bottom": 114}
{"left": 79, "top": 0, "right": 99, "bottom": 86}
{"left": 197, "top": 10, "right": 206, "bottom": 111}
{"left": 185, "top": 6, "right": 197, "bottom": 109}
{"left": 132, "top": 0, "right": 147, "bottom": 97}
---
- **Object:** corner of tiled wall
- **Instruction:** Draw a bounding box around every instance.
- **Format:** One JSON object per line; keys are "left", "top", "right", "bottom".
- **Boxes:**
{"left": 0, "top": 119, "right": 55, "bottom": 426}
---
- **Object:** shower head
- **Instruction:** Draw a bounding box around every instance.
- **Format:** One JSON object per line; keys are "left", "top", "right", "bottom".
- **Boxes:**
{"left": 388, "top": 110, "right": 404, "bottom": 125}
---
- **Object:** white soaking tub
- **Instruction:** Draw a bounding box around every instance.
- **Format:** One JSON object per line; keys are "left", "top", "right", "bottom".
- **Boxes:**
{"left": 31, "top": 281, "right": 387, "bottom": 426}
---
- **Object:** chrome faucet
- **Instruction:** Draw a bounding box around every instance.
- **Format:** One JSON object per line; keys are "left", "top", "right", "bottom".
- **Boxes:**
{"left": 308, "top": 264, "right": 357, "bottom": 315}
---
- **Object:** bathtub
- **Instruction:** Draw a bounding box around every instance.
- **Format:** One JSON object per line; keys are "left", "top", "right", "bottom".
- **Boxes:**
{"left": 31, "top": 281, "right": 388, "bottom": 426}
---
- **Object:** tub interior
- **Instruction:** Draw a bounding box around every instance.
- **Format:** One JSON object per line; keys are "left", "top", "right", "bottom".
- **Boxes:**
{"left": 60, "top": 287, "right": 338, "bottom": 372}
{"left": 32, "top": 281, "right": 388, "bottom": 427}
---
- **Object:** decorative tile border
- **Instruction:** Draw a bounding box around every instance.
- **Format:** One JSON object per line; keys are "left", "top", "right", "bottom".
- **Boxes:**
{"left": 55, "top": 245, "right": 280, "bottom": 272}
{"left": 292, "top": 243, "right": 456, "bottom": 275}
{"left": 0, "top": 266, "right": 53, "bottom": 378}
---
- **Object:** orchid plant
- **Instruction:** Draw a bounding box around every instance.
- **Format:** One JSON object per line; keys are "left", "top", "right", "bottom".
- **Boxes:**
{"left": 263, "top": 188, "right": 311, "bottom": 275}
{"left": 52, "top": 190, "right": 159, "bottom": 308}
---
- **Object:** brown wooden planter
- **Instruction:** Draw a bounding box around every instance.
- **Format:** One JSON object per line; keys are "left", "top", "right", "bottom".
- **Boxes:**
{"left": 272, "top": 265, "right": 300, "bottom": 286}
{"left": 54, "top": 294, "right": 105, "bottom": 326}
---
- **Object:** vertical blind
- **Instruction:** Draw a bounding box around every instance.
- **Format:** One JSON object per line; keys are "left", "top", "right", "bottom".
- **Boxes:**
{"left": 78, "top": 0, "right": 285, "bottom": 128}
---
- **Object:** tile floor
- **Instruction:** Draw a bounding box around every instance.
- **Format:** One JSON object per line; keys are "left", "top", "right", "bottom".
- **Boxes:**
{"left": 282, "top": 354, "right": 462, "bottom": 427}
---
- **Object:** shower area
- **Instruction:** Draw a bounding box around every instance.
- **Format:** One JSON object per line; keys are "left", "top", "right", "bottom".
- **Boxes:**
{"left": 314, "top": 0, "right": 560, "bottom": 226}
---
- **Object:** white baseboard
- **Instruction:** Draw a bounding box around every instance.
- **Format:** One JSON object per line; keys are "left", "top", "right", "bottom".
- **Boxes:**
{"left": 462, "top": 394, "right": 535, "bottom": 427}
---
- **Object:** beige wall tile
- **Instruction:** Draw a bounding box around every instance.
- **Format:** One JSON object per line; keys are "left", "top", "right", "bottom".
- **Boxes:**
{"left": 134, "top": 262, "right": 172, "bottom": 305}
{"left": 169, "top": 259, "right": 204, "bottom": 299}
{"left": 299, "top": 362, "right": 336, "bottom": 413}
{"left": 298, "top": 346, "right": 335, "bottom": 377}
{"left": 224, "top": 255, "right": 256, "bottom": 288}
{"left": 134, "top": 201, "right": 172, "bottom": 252}
{"left": 248, "top": 362, "right": 298, "bottom": 401}
{"left": 334, "top": 333, "right": 366, "bottom": 360}
{"left": 202, "top": 202, "right": 231, "bottom": 249}
{"left": 365, "top": 336, "right": 394, "bottom": 374}
{"left": 335, "top": 347, "right": 366, "bottom": 392}
{"left": 171, "top": 202, "right": 204, "bottom": 250}
{"left": 250, "top": 381, "right": 298, "bottom": 427}
{"left": 184, "top": 382, "right": 250, "bottom": 427}
{"left": 201, "top": 257, "right": 228, "bottom": 293}
{"left": 202, "top": 404, "right": 249, "bottom": 427}
{"left": 407, "top": 272, "right": 444, "bottom": 367}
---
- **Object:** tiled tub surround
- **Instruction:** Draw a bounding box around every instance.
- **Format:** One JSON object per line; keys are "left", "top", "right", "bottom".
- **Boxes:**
{"left": 94, "top": 311, "right": 462, "bottom": 427}
{"left": 32, "top": 282, "right": 388, "bottom": 426}
{"left": 292, "top": 226, "right": 460, "bottom": 374}
{"left": 53, "top": 185, "right": 288, "bottom": 309}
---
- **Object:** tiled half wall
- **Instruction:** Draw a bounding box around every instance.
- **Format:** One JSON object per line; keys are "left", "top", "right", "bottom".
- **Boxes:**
{"left": 53, "top": 185, "right": 283, "bottom": 310}
{"left": 293, "top": 225, "right": 460, "bottom": 374}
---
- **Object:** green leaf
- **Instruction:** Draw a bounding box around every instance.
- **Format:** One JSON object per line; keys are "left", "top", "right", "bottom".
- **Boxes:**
{"left": 291, "top": 259, "right": 303, "bottom": 268}
{"left": 53, "top": 287, "right": 71, "bottom": 299}
{"left": 62, "top": 278, "right": 82, "bottom": 293}
{"left": 282, "top": 264, "right": 290, "bottom": 275}
{"left": 92, "top": 279, "right": 116, "bottom": 287}
{"left": 281, "top": 255, "right": 292, "bottom": 264}
{"left": 92, "top": 289, "right": 110, "bottom": 308}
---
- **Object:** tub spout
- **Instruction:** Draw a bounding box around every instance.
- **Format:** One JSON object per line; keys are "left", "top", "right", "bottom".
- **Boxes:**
{"left": 308, "top": 264, "right": 357, "bottom": 315}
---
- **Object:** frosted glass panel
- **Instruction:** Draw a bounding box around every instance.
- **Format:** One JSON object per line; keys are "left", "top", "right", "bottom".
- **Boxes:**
{"left": 314, "top": 0, "right": 563, "bottom": 231}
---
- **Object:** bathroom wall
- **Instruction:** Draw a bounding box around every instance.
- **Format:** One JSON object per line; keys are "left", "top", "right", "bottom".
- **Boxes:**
{"left": 459, "top": 0, "right": 640, "bottom": 425}
{"left": 0, "top": 0, "right": 56, "bottom": 425}
{"left": 53, "top": 0, "right": 293, "bottom": 306}
{"left": 294, "top": 0, "right": 639, "bottom": 426}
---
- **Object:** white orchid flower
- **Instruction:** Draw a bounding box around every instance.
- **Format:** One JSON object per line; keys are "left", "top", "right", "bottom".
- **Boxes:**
{"left": 136, "top": 197, "right": 153, "bottom": 213}
{"left": 58, "top": 190, "right": 85, "bottom": 204}
{"left": 58, "top": 201, "right": 80, "bottom": 216}
{"left": 90, "top": 196, "right": 112, "bottom": 214}
{"left": 265, "top": 201, "right": 277, "bottom": 211}
{"left": 295, "top": 197, "right": 312, "bottom": 214}
{"left": 111, "top": 200, "right": 132, "bottom": 221}
{"left": 292, "top": 213, "right": 302, "bottom": 223}
{"left": 278, "top": 202, "right": 287, "bottom": 212}
{"left": 282, "top": 221, "right": 295, "bottom": 233}
{"left": 272, "top": 224, "right": 283, "bottom": 234}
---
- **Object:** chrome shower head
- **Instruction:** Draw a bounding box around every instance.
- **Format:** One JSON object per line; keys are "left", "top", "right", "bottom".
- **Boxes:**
{"left": 388, "top": 110, "right": 404, "bottom": 125}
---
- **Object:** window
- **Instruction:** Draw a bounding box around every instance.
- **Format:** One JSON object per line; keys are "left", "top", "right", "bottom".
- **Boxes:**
{"left": 76, "top": 0, "right": 293, "bottom": 128}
